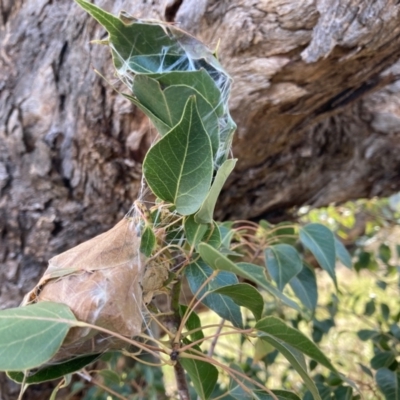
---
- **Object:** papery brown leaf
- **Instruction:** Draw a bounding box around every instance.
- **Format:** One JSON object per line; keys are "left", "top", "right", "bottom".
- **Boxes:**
{"left": 22, "top": 218, "right": 146, "bottom": 361}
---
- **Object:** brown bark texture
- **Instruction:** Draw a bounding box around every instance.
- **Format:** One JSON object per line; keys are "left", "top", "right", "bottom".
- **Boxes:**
{"left": 1, "top": 0, "right": 400, "bottom": 397}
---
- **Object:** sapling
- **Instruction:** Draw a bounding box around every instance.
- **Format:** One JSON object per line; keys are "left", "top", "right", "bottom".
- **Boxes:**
{"left": 0, "top": 2, "right": 353, "bottom": 399}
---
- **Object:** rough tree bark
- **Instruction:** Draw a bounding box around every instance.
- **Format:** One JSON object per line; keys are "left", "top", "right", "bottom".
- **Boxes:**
{"left": 1, "top": 0, "right": 400, "bottom": 397}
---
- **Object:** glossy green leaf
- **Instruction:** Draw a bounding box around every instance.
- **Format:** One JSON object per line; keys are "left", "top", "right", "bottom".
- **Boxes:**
{"left": 133, "top": 76, "right": 219, "bottom": 154}
{"left": 334, "top": 237, "right": 352, "bottom": 269}
{"left": 179, "top": 305, "right": 204, "bottom": 343}
{"left": 143, "top": 96, "right": 213, "bottom": 215}
{"left": 140, "top": 225, "right": 156, "bottom": 257}
{"left": 265, "top": 244, "right": 302, "bottom": 291}
{"left": 212, "top": 283, "right": 263, "bottom": 320}
{"left": 180, "top": 352, "right": 218, "bottom": 399}
{"left": 7, "top": 354, "right": 100, "bottom": 384}
{"left": 184, "top": 215, "right": 208, "bottom": 248}
{"left": 147, "top": 69, "right": 224, "bottom": 116}
{"left": 259, "top": 336, "right": 321, "bottom": 400}
{"left": 289, "top": 264, "right": 318, "bottom": 312}
{"left": 376, "top": 368, "right": 400, "bottom": 400}
{"left": 195, "top": 159, "right": 237, "bottom": 224}
{"left": 0, "top": 302, "right": 76, "bottom": 371}
{"left": 299, "top": 223, "right": 337, "bottom": 286}
{"left": 185, "top": 260, "right": 242, "bottom": 328}
{"left": 256, "top": 316, "right": 337, "bottom": 373}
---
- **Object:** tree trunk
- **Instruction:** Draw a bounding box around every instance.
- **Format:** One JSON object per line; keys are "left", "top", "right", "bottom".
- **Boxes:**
{"left": 1, "top": 0, "right": 400, "bottom": 397}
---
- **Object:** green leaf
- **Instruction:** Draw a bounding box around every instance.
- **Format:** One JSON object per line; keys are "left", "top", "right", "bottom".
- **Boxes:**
{"left": 299, "top": 223, "right": 336, "bottom": 286}
{"left": 133, "top": 76, "right": 219, "bottom": 155}
{"left": 147, "top": 69, "right": 224, "bottom": 116}
{"left": 265, "top": 244, "right": 302, "bottom": 291}
{"left": 7, "top": 354, "right": 100, "bottom": 384}
{"left": 123, "top": 93, "right": 171, "bottom": 134}
{"left": 376, "top": 368, "right": 400, "bottom": 400}
{"left": 179, "top": 305, "right": 204, "bottom": 343}
{"left": 333, "top": 386, "right": 353, "bottom": 400}
{"left": 0, "top": 302, "right": 76, "bottom": 371}
{"left": 364, "top": 298, "right": 376, "bottom": 316}
{"left": 228, "top": 363, "right": 254, "bottom": 400}
{"left": 371, "top": 351, "right": 396, "bottom": 370}
{"left": 143, "top": 96, "right": 213, "bottom": 215}
{"left": 185, "top": 260, "right": 242, "bottom": 328}
{"left": 255, "top": 316, "right": 337, "bottom": 373}
{"left": 140, "top": 225, "right": 156, "bottom": 257}
{"left": 184, "top": 215, "right": 208, "bottom": 248}
{"left": 198, "top": 242, "right": 253, "bottom": 279}
{"left": 198, "top": 243, "right": 302, "bottom": 311}
{"left": 202, "top": 221, "right": 222, "bottom": 249}
{"left": 357, "top": 329, "right": 379, "bottom": 341}
{"left": 212, "top": 283, "right": 263, "bottom": 320}
{"left": 379, "top": 243, "right": 392, "bottom": 264}
{"left": 202, "top": 240, "right": 301, "bottom": 310}
{"left": 180, "top": 353, "right": 218, "bottom": 399}
{"left": 381, "top": 303, "right": 390, "bottom": 321}
{"left": 289, "top": 264, "right": 318, "bottom": 312}
{"left": 334, "top": 237, "right": 352, "bottom": 269}
{"left": 74, "top": 0, "right": 183, "bottom": 73}
{"left": 219, "top": 223, "right": 234, "bottom": 248}
{"left": 259, "top": 336, "right": 321, "bottom": 400}
{"left": 195, "top": 159, "right": 237, "bottom": 224}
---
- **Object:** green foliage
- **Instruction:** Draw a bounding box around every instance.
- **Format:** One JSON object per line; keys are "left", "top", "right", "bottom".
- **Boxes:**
{"left": 265, "top": 244, "right": 302, "bottom": 291}
{"left": 299, "top": 223, "right": 337, "bottom": 287}
{"left": 143, "top": 96, "right": 213, "bottom": 215}
{"left": 195, "top": 159, "right": 237, "bottom": 224}
{"left": 185, "top": 260, "right": 243, "bottom": 328}
{"left": 180, "top": 349, "right": 219, "bottom": 400}
{"left": 7, "top": 354, "right": 100, "bottom": 384}
{"left": 0, "top": 302, "right": 77, "bottom": 371}
{"left": 5, "top": 1, "right": 391, "bottom": 399}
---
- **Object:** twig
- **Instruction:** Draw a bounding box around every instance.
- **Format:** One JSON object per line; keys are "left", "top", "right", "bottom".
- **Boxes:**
{"left": 169, "top": 277, "right": 191, "bottom": 400}
{"left": 208, "top": 318, "right": 225, "bottom": 357}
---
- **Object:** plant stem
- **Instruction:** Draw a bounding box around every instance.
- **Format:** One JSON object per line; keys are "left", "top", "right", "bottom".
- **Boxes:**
{"left": 170, "top": 276, "right": 182, "bottom": 327}
{"left": 169, "top": 276, "right": 191, "bottom": 400}
{"left": 174, "top": 361, "right": 191, "bottom": 400}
